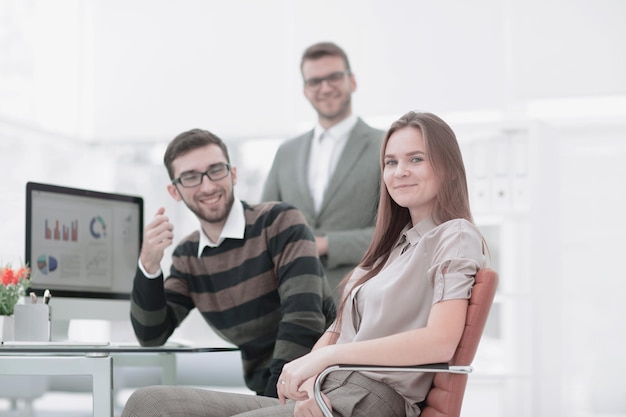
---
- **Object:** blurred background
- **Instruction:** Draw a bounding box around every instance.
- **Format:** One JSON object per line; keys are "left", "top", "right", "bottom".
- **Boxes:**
{"left": 1, "top": 0, "right": 625, "bottom": 416}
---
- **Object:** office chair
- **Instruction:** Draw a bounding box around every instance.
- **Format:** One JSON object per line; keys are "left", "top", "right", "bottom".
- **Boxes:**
{"left": 313, "top": 267, "right": 498, "bottom": 417}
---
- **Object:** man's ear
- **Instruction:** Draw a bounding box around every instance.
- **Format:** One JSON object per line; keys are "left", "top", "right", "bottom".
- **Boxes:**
{"left": 167, "top": 183, "right": 183, "bottom": 201}
{"left": 349, "top": 73, "right": 357, "bottom": 93}
{"left": 231, "top": 166, "right": 237, "bottom": 186}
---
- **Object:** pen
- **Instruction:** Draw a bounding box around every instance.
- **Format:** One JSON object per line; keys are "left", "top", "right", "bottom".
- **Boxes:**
{"left": 30, "top": 292, "right": 37, "bottom": 304}
{"left": 43, "top": 289, "right": 51, "bottom": 305}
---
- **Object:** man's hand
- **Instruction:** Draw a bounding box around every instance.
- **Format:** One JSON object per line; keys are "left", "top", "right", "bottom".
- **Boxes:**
{"left": 139, "top": 207, "right": 174, "bottom": 274}
{"left": 315, "top": 236, "right": 328, "bottom": 256}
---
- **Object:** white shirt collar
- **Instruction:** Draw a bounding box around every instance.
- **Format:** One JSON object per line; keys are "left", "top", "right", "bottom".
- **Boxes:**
{"left": 313, "top": 114, "right": 358, "bottom": 142}
{"left": 197, "top": 197, "right": 245, "bottom": 257}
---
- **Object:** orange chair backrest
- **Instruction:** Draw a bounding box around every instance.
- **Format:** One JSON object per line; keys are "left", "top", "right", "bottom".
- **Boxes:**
{"left": 421, "top": 268, "right": 499, "bottom": 417}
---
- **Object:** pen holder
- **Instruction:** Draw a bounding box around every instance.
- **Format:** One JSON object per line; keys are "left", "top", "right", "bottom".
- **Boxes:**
{"left": 14, "top": 304, "right": 51, "bottom": 342}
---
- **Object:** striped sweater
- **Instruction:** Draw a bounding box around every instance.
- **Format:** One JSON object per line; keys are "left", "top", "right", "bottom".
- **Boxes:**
{"left": 130, "top": 201, "right": 336, "bottom": 397}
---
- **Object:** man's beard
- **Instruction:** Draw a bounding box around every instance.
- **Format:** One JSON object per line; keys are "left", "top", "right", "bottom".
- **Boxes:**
{"left": 182, "top": 192, "right": 235, "bottom": 225}
{"left": 315, "top": 95, "right": 352, "bottom": 122}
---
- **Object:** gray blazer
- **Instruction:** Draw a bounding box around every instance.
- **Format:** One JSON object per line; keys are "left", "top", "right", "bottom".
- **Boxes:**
{"left": 262, "top": 118, "right": 384, "bottom": 300}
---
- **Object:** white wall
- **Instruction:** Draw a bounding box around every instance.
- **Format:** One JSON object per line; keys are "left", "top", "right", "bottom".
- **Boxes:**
{"left": 1, "top": 1, "right": 626, "bottom": 416}
{"left": 3, "top": 0, "right": 625, "bottom": 140}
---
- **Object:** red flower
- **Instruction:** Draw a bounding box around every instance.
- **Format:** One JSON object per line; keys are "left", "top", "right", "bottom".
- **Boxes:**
{"left": 0, "top": 265, "right": 31, "bottom": 315}
{"left": 1, "top": 266, "right": 29, "bottom": 286}
{"left": 1, "top": 268, "right": 16, "bottom": 285}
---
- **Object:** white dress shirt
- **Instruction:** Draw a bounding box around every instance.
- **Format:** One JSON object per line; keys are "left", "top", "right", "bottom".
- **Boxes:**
{"left": 196, "top": 197, "right": 245, "bottom": 255}
{"left": 308, "top": 114, "right": 358, "bottom": 213}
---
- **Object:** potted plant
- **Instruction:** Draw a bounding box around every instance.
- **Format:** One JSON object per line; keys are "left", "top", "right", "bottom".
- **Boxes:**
{"left": 0, "top": 264, "right": 30, "bottom": 341}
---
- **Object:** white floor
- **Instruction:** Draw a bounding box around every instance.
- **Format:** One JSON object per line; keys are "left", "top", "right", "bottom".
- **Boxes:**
{"left": 0, "top": 390, "right": 130, "bottom": 417}
{"left": 0, "top": 394, "right": 97, "bottom": 417}
{"left": 0, "top": 386, "right": 253, "bottom": 417}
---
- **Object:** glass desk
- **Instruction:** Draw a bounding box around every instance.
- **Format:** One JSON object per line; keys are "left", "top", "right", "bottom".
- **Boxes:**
{"left": 0, "top": 343, "right": 238, "bottom": 417}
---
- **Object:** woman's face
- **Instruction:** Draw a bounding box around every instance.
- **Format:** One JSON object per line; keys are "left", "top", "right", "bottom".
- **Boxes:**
{"left": 383, "top": 126, "right": 441, "bottom": 225}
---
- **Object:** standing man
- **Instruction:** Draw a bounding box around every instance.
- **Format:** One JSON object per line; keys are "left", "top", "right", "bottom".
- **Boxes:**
{"left": 262, "top": 42, "right": 383, "bottom": 301}
{"left": 130, "top": 128, "right": 336, "bottom": 398}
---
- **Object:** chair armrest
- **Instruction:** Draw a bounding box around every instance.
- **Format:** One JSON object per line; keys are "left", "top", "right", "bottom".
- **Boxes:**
{"left": 313, "top": 364, "right": 472, "bottom": 417}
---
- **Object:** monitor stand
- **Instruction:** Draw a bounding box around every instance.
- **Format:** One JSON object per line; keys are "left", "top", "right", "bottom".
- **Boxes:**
{"left": 48, "top": 297, "right": 131, "bottom": 342}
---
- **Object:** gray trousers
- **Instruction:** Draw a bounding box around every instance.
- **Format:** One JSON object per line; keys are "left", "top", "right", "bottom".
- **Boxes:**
{"left": 121, "top": 371, "right": 406, "bottom": 417}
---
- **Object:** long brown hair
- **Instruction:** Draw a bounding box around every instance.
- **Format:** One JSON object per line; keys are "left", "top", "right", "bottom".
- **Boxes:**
{"left": 334, "top": 111, "right": 474, "bottom": 322}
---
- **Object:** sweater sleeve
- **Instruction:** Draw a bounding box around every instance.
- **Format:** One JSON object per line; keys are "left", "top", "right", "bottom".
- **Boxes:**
{"left": 130, "top": 260, "right": 194, "bottom": 347}
{"left": 263, "top": 204, "right": 336, "bottom": 397}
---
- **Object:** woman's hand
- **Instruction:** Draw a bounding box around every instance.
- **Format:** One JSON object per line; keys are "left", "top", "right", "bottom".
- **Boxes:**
{"left": 277, "top": 346, "right": 335, "bottom": 404}
{"left": 290, "top": 377, "right": 333, "bottom": 417}
{"left": 293, "top": 393, "right": 332, "bottom": 417}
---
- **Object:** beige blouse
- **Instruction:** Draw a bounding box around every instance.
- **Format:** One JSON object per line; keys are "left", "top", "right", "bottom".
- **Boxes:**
{"left": 334, "top": 217, "right": 485, "bottom": 417}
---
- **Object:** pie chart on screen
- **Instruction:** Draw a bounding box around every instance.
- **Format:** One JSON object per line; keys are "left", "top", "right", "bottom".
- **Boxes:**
{"left": 37, "top": 254, "right": 58, "bottom": 275}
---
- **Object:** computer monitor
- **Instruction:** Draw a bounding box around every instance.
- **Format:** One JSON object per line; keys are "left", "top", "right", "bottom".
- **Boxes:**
{"left": 25, "top": 181, "right": 144, "bottom": 340}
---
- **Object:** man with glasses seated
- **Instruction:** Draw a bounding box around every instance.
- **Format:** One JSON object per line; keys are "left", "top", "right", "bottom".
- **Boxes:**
{"left": 130, "top": 128, "right": 336, "bottom": 398}
{"left": 262, "top": 41, "right": 383, "bottom": 304}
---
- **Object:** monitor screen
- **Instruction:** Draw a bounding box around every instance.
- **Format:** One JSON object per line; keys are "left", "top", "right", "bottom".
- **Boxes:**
{"left": 25, "top": 181, "right": 144, "bottom": 300}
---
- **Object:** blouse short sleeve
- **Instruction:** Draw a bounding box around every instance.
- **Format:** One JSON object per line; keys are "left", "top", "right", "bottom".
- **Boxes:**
{"left": 427, "top": 219, "right": 484, "bottom": 304}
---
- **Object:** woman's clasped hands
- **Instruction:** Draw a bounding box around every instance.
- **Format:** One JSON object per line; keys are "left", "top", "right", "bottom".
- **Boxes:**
{"left": 277, "top": 347, "right": 335, "bottom": 416}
